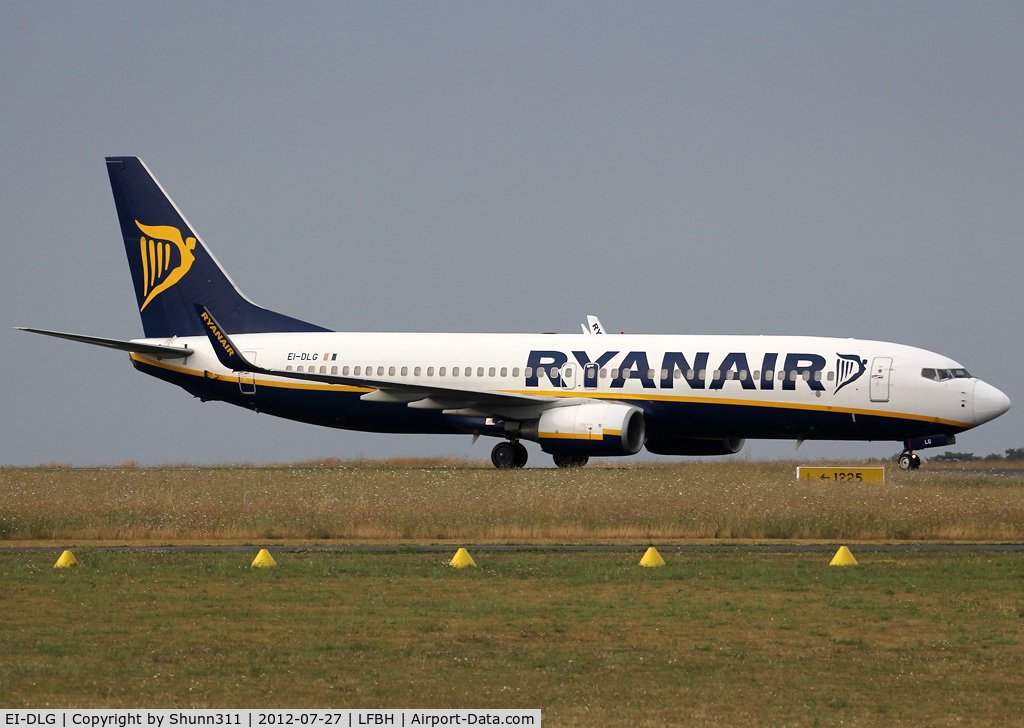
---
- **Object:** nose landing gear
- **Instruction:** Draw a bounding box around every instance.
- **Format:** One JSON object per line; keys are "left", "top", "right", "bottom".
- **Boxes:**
{"left": 491, "top": 440, "right": 528, "bottom": 469}
{"left": 898, "top": 451, "right": 921, "bottom": 470}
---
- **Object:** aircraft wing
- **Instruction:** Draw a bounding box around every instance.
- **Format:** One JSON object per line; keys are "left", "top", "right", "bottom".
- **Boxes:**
{"left": 15, "top": 327, "right": 194, "bottom": 358}
{"left": 193, "top": 306, "right": 558, "bottom": 412}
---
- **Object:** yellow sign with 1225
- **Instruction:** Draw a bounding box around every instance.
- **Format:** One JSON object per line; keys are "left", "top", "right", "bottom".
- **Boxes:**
{"left": 796, "top": 467, "right": 885, "bottom": 483}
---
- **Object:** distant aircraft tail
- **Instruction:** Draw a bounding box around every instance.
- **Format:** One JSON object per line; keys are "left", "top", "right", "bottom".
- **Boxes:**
{"left": 105, "top": 157, "right": 329, "bottom": 338}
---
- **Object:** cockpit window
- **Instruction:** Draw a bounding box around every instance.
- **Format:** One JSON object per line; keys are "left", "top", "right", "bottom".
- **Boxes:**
{"left": 923, "top": 367, "right": 971, "bottom": 381}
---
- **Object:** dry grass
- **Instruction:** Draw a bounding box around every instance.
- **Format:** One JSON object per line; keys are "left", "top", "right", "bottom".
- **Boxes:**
{"left": 3, "top": 460, "right": 1024, "bottom": 543}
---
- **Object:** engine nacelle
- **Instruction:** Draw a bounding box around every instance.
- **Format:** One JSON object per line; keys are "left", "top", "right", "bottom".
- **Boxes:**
{"left": 645, "top": 437, "right": 745, "bottom": 457}
{"left": 519, "top": 403, "right": 646, "bottom": 457}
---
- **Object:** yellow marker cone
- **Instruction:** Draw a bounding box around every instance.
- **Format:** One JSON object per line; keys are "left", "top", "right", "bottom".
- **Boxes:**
{"left": 53, "top": 550, "right": 77, "bottom": 568}
{"left": 830, "top": 546, "right": 858, "bottom": 566}
{"left": 449, "top": 548, "right": 476, "bottom": 568}
{"left": 251, "top": 549, "right": 277, "bottom": 568}
{"left": 639, "top": 546, "right": 666, "bottom": 567}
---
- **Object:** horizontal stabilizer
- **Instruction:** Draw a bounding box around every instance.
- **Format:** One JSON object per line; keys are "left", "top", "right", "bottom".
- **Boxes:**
{"left": 15, "top": 327, "right": 193, "bottom": 358}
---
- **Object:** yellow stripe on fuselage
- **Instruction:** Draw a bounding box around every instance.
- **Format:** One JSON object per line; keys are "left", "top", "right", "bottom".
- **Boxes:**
{"left": 128, "top": 354, "right": 972, "bottom": 429}
{"left": 539, "top": 429, "right": 622, "bottom": 440}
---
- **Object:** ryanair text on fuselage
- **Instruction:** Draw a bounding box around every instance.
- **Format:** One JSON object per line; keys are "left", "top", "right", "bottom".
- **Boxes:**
{"left": 525, "top": 349, "right": 865, "bottom": 392}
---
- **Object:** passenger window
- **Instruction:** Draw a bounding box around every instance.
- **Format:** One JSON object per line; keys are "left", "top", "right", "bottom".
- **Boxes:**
{"left": 739, "top": 370, "right": 747, "bottom": 381}
{"left": 791, "top": 371, "right": 799, "bottom": 382}
{"left": 297, "top": 365, "right": 304, "bottom": 372}
{"left": 439, "top": 367, "right": 446, "bottom": 376}
{"left": 452, "top": 367, "right": 459, "bottom": 377}
{"left": 686, "top": 369, "right": 694, "bottom": 380}
{"left": 622, "top": 370, "right": 630, "bottom": 380}
{"left": 414, "top": 366, "right": 421, "bottom": 376}
{"left": 648, "top": 369, "right": 655, "bottom": 379}
{"left": 427, "top": 367, "right": 434, "bottom": 376}
{"left": 827, "top": 371, "right": 834, "bottom": 381}
{"left": 725, "top": 370, "right": 734, "bottom": 380}
{"left": 564, "top": 367, "right": 573, "bottom": 378}
{"left": 367, "top": 365, "right": 373, "bottom": 375}
{"left": 488, "top": 367, "right": 495, "bottom": 377}
{"left": 599, "top": 368, "right": 607, "bottom": 378}
{"left": 500, "top": 367, "right": 508, "bottom": 377}
{"left": 388, "top": 366, "right": 396, "bottom": 376}
{"left": 753, "top": 370, "right": 760, "bottom": 380}
{"left": 342, "top": 366, "right": 350, "bottom": 375}
{"left": 550, "top": 366, "right": 559, "bottom": 378}
{"left": 698, "top": 369, "right": 706, "bottom": 381}
{"left": 674, "top": 369, "right": 682, "bottom": 380}
{"left": 764, "top": 370, "right": 773, "bottom": 381}
{"left": 778, "top": 371, "right": 785, "bottom": 381}
{"left": 401, "top": 366, "right": 408, "bottom": 376}
{"left": 611, "top": 368, "right": 619, "bottom": 379}
{"left": 320, "top": 366, "right": 327, "bottom": 374}
{"left": 353, "top": 366, "right": 360, "bottom": 375}
{"left": 713, "top": 370, "right": 722, "bottom": 381}
{"left": 813, "top": 371, "right": 822, "bottom": 382}
{"left": 286, "top": 365, "right": 293, "bottom": 371}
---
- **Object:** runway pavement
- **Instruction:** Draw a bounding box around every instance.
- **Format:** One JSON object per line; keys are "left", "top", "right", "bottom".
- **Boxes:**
{"left": 3, "top": 543, "right": 1024, "bottom": 554}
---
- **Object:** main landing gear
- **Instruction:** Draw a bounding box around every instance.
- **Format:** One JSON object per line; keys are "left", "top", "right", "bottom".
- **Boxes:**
{"left": 490, "top": 441, "right": 590, "bottom": 469}
{"left": 898, "top": 451, "right": 921, "bottom": 470}
{"left": 491, "top": 440, "right": 528, "bottom": 469}
{"left": 552, "top": 453, "right": 589, "bottom": 469}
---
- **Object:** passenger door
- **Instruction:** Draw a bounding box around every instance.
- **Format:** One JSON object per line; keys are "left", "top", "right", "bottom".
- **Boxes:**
{"left": 239, "top": 351, "right": 257, "bottom": 394}
{"left": 869, "top": 357, "right": 891, "bottom": 402}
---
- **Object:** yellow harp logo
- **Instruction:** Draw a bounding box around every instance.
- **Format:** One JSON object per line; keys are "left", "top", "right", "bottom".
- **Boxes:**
{"left": 136, "top": 221, "right": 196, "bottom": 312}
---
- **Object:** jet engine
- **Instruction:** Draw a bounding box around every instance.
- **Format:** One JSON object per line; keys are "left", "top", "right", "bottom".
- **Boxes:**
{"left": 519, "top": 402, "right": 646, "bottom": 457}
{"left": 645, "top": 437, "right": 745, "bottom": 456}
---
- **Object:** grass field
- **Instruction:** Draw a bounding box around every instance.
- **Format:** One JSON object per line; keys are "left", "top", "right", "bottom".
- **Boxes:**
{"left": 1, "top": 549, "right": 1023, "bottom": 726}
{"left": 2, "top": 460, "right": 1024, "bottom": 543}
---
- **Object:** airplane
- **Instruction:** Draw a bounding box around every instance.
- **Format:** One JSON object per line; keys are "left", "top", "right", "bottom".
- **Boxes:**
{"left": 17, "top": 157, "right": 1011, "bottom": 470}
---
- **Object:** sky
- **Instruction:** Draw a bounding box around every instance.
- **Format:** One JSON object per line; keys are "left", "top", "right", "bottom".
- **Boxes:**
{"left": 2, "top": 2, "right": 1022, "bottom": 466}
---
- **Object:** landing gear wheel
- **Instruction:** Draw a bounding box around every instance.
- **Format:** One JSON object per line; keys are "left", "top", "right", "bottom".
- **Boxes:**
{"left": 898, "top": 451, "right": 921, "bottom": 470}
{"left": 512, "top": 442, "right": 529, "bottom": 468}
{"left": 552, "top": 453, "right": 589, "bottom": 469}
{"left": 491, "top": 442, "right": 516, "bottom": 469}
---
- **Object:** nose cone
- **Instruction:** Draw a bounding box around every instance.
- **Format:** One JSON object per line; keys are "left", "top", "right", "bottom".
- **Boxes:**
{"left": 973, "top": 381, "right": 1011, "bottom": 425}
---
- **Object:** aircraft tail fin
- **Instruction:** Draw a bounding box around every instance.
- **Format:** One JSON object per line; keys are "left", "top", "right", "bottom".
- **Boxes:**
{"left": 105, "top": 157, "right": 329, "bottom": 338}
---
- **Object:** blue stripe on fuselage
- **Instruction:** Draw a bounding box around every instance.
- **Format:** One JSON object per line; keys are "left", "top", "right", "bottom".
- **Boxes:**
{"left": 131, "top": 357, "right": 967, "bottom": 442}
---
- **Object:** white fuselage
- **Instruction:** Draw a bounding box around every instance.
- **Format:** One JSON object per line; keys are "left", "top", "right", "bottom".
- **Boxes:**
{"left": 129, "top": 331, "right": 1009, "bottom": 445}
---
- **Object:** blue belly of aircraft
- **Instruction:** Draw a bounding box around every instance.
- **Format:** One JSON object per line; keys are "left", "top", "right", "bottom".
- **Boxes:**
{"left": 134, "top": 359, "right": 964, "bottom": 442}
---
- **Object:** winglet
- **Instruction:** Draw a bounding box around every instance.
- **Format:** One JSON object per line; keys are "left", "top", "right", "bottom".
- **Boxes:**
{"left": 194, "top": 305, "right": 256, "bottom": 371}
